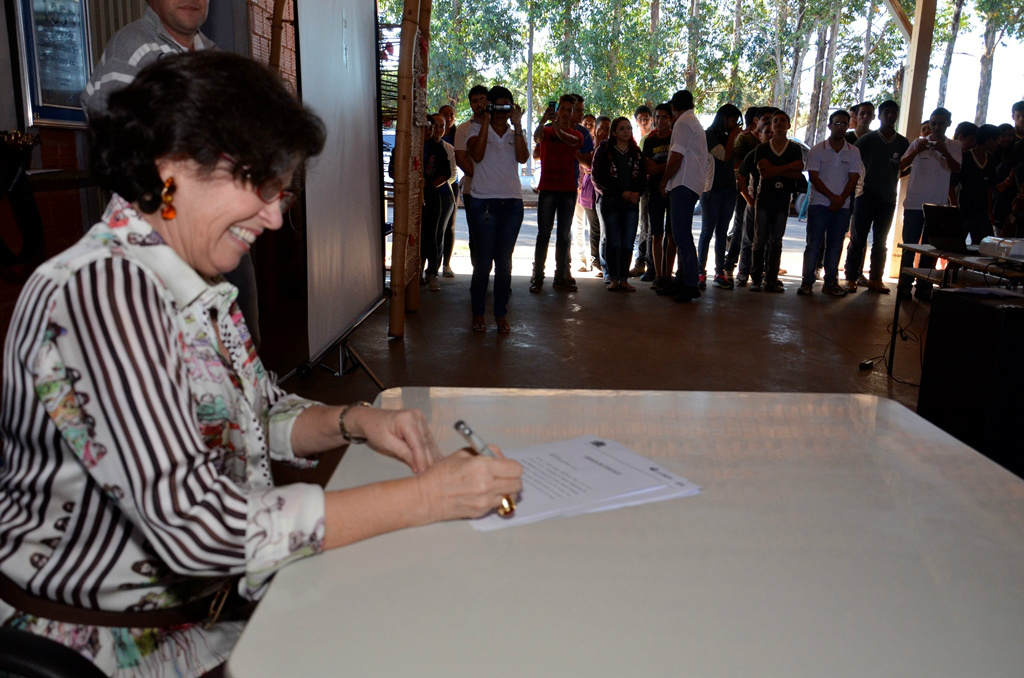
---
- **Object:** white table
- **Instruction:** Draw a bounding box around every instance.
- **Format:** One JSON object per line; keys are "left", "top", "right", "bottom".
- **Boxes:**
{"left": 228, "top": 388, "right": 1024, "bottom": 678}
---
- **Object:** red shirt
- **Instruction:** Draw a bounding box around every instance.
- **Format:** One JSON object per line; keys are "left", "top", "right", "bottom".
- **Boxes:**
{"left": 538, "top": 124, "right": 584, "bottom": 192}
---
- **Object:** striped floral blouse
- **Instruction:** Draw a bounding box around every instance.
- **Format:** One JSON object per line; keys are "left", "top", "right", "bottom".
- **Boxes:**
{"left": 0, "top": 196, "right": 326, "bottom": 677}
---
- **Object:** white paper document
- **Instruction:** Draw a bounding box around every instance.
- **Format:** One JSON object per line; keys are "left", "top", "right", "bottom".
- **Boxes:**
{"left": 471, "top": 437, "right": 701, "bottom": 531}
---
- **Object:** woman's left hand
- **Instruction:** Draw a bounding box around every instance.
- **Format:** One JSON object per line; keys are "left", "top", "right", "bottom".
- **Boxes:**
{"left": 346, "top": 406, "right": 443, "bottom": 474}
{"left": 509, "top": 104, "right": 523, "bottom": 128}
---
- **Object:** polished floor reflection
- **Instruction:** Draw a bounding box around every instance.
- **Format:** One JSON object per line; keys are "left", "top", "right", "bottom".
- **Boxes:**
{"left": 282, "top": 252, "right": 924, "bottom": 421}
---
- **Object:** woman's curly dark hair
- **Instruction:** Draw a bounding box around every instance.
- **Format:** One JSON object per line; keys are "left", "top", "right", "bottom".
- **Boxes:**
{"left": 90, "top": 51, "right": 326, "bottom": 213}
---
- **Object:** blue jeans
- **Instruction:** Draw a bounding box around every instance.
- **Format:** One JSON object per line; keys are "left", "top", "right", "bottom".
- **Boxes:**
{"left": 467, "top": 198, "right": 524, "bottom": 318}
{"left": 802, "top": 205, "right": 849, "bottom": 287}
{"left": 724, "top": 193, "right": 746, "bottom": 272}
{"left": 462, "top": 194, "right": 476, "bottom": 266}
{"left": 698, "top": 189, "right": 737, "bottom": 277}
{"left": 669, "top": 185, "right": 700, "bottom": 288}
{"left": 598, "top": 194, "right": 640, "bottom": 281}
{"left": 898, "top": 208, "right": 935, "bottom": 291}
{"left": 535, "top": 190, "right": 576, "bottom": 280}
{"left": 734, "top": 202, "right": 756, "bottom": 281}
{"left": 846, "top": 193, "right": 895, "bottom": 282}
{"left": 750, "top": 194, "right": 790, "bottom": 285}
{"left": 421, "top": 185, "right": 454, "bottom": 277}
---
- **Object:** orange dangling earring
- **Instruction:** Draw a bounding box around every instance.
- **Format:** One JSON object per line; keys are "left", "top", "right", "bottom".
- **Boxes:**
{"left": 160, "top": 177, "right": 177, "bottom": 220}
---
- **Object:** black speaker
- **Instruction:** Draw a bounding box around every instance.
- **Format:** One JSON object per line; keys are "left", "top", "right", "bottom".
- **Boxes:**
{"left": 918, "top": 288, "right": 1024, "bottom": 477}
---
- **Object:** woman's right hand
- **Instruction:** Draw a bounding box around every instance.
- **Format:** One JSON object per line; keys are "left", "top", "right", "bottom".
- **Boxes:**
{"left": 416, "top": 449, "right": 523, "bottom": 522}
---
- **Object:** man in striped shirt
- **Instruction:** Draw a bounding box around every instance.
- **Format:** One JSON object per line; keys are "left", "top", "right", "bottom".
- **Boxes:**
{"left": 81, "top": 0, "right": 213, "bottom": 117}
{"left": 80, "top": 2, "right": 275, "bottom": 352}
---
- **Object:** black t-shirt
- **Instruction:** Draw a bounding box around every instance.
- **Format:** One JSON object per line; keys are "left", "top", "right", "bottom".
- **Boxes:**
{"left": 752, "top": 140, "right": 803, "bottom": 201}
{"left": 706, "top": 129, "right": 737, "bottom": 192}
{"left": 422, "top": 138, "right": 451, "bottom": 194}
{"left": 855, "top": 130, "right": 910, "bottom": 204}
{"left": 642, "top": 131, "right": 672, "bottom": 184}
{"left": 953, "top": 149, "right": 996, "bottom": 213}
{"left": 737, "top": 148, "right": 760, "bottom": 200}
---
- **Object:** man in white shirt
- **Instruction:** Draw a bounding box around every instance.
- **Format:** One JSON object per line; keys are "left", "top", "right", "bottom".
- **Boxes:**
{"left": 454, "top": 85, "right": 490, "bottom": 263}
{"left": 798, "top": 110, "right": 863, "bottom": 297}
{"left": 659, "top": 89, "right": 709, "bottom": 303}
{"left": 898, "top": 107, "right": 962, "bottom": 299}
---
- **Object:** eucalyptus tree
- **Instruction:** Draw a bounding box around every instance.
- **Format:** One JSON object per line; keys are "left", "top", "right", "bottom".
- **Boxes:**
{"left": 974, "top": 0, "right": 1023, "bottom": 124}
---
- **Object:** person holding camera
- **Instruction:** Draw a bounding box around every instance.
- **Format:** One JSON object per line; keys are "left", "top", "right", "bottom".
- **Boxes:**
{"left": 465, "top": 86, "right": 529, "bottom": 334}
{"left": 531, "top": 94, "right": 584, "bottom": 293}
{"left": 897, "top": 107, "right": 962, "bottom": 299}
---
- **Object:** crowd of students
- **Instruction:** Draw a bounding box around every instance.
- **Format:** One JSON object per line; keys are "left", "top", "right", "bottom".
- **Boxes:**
{"left": 421, "top": 86, "right": 1024, "bottom": 331}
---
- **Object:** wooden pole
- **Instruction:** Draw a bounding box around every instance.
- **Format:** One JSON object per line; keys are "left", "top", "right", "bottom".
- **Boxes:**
{"left": 269, "top": 0, "right": 287, "bottom": 73}
{"left": 403, "top": 0, "right": 433, "bottom": 315}
{"left": 888, "top": 0, "right": 936, "bottom": 278}
{"left": 388, "top": 0, "right": 420, "bottom": 337}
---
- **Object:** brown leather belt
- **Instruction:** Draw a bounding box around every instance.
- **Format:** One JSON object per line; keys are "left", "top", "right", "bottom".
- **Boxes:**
{"left": 0, "top": 569, "right": 246, "bottom": 628}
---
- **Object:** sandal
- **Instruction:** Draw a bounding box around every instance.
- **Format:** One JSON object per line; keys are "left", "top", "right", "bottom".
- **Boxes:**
{"left": 472, "top": 316, "right": 486, "bottom": 333}
{"left": 496, "top": 317, "right": 511, "bottom": 334}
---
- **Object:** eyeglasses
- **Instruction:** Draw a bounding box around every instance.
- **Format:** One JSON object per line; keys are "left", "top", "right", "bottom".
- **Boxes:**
{"left": 221, "top": 154, "right": 297, "bottom": 212}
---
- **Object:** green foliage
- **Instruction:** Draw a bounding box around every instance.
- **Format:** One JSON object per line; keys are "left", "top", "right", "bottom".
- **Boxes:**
{"left": 384, "top": 0, "right": 996, "bottom": 132}
{"left": 833, "top": 16, "right": 907, "bottom": 106}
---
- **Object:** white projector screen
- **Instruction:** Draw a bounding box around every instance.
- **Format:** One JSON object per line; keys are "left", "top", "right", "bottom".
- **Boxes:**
{"left": 297, "top": 0, "right": 385, "bottom": 361}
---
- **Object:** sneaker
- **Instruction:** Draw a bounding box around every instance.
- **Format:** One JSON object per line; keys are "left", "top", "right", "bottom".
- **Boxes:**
{"left": 577, "top": 263, "right": 591, "bottom": 273}
{"left": 650, "top": 277, "right": 665, "bottom": 292}
{"left": 736, "top": 277, "right": 748, "bottom": 287}
{"left": 857, "top": 274, "right": 870, "bottom": 287}
{"left": 749, "top": 282, "right": 762, "bottom": 292}
{"left": 442, "top": 265, "right": 455, "bottom": 278}
{"left": 822, "top": 284, "right": 848, "bottom": 297}
{"left": 640, "top": 270, "right": 657, "bottom": 282}
{"left": 562, "top": 274, "right": 577, "bottom": 286}
{"left": 529, "top": 278, "right": 543, "bottom": 293}
{"left": 607, "top": 280, "right": 622, "bottom": 292}
{"left": 629, "top": 263, "right": 646, "bottom": 277}
{"left": 594, "top": 268, "right": 606, "bottom": 278}
{"left": 620, "top": 281, "right": 636, "bottom": 292}
{"left": 813, "top": 268, "right": 821, "bottom": 280}
{"left": 698, "top": 273, "right": 707, "bottom": 290}
{"left": 765, "top": 280, "right": 785, "bottom": 293}
{"left": 843, "top": 280, "right": 858, "bottom": 293}
{"left": 779, "top": 268, "right": 788, "bottom": 276}
{"left": 553, "top": 277, "right": 578, "bottom": 291}
{"left": 427, "top": 274, "right": 440, "bottom": 291}
{"left": 866, "top": 280, "right": 891, "bottom": 294}
{"left": 797, "top": 283, "right": 813, "bottom": 295}
{"left": 712, "top": 274, "right": 733, "bottom": 289}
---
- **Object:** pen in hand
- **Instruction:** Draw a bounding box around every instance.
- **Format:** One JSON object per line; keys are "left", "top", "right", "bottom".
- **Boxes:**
{"left": 454, "top": 420, "right": 517, "bottom": 517}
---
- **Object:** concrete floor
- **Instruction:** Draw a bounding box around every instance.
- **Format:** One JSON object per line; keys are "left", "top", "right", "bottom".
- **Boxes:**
{"left": 282, "top": 208, "right": 927, "bottom": 421}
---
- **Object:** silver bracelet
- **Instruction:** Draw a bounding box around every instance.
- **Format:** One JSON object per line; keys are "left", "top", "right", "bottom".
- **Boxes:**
{"left": 338, "top": 401, "right": 372, "bottom": 444}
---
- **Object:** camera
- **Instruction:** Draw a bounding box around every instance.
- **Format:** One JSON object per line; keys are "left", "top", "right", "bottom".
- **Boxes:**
{"left": 486, "top": 103, "right": 512, "bottom": 113}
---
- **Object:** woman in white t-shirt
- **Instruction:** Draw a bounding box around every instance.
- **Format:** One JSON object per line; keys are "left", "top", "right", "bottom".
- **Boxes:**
{"left": 464, "top": 86, "right": 530, "bottom": 334}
